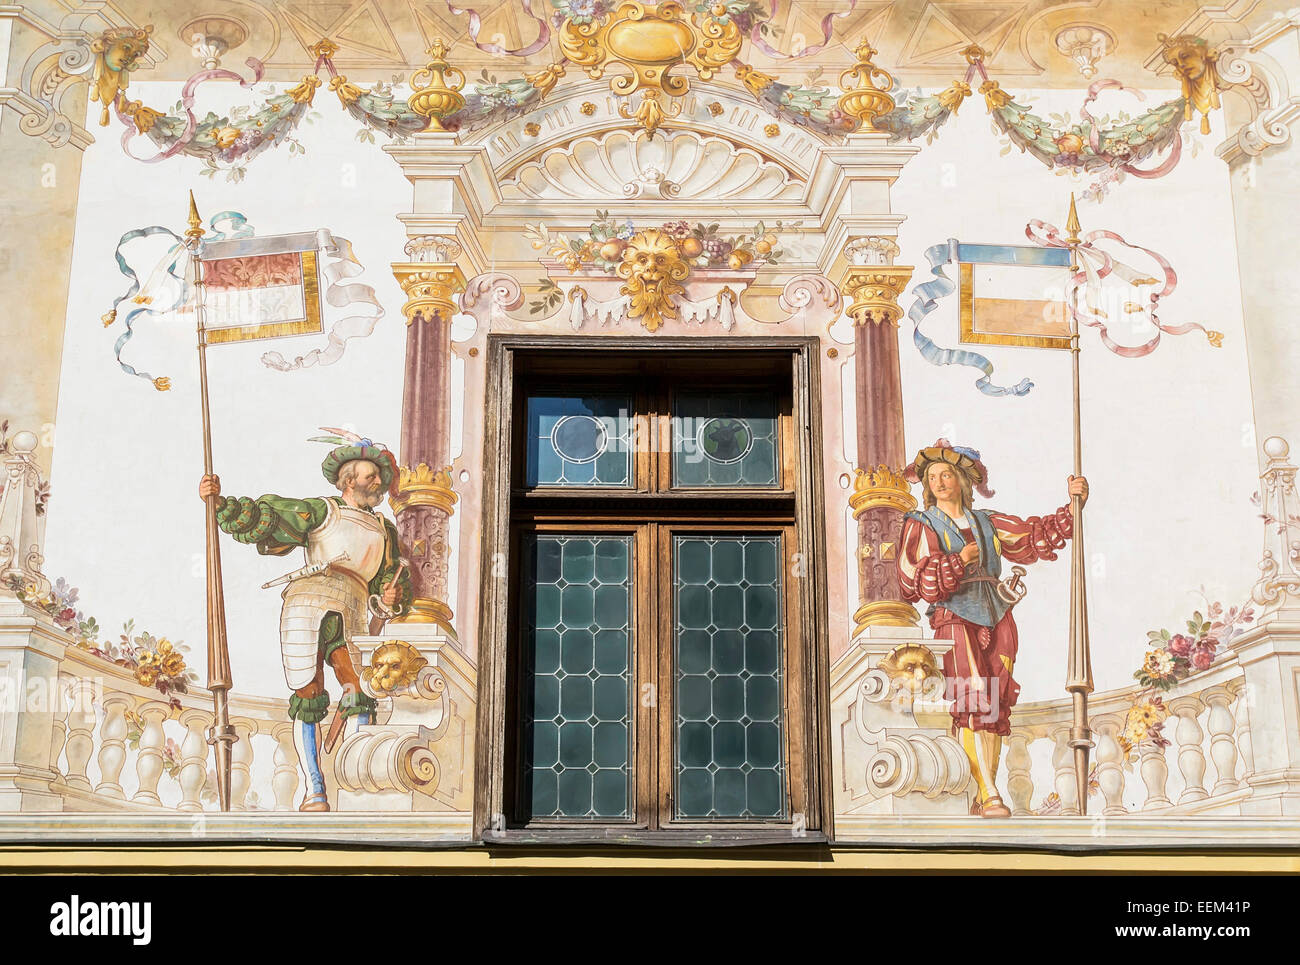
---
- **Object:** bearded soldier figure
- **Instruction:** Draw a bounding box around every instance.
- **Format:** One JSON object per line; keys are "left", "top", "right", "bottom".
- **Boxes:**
{"left": 198, "top": 430, "right": 411, "bottom": 811}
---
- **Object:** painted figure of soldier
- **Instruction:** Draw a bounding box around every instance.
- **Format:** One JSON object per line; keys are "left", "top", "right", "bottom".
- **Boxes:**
{"left": 199, "top": 430, "right": 411, "bottom": 811}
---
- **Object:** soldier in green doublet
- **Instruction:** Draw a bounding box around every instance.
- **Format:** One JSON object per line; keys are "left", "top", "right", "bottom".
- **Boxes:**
{"left": 199, "top": 435, "right": 411, "bottom": 811}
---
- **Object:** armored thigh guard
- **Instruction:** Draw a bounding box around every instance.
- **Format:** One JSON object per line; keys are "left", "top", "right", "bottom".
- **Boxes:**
{"left": 279, "top": 573, "right": 368, "bottom": 689}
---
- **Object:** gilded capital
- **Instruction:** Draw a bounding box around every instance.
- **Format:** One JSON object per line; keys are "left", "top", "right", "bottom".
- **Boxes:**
{"left": 849, "top": 465, "right": 917, "bottom": 517}
{"left": 842, "top": 265, "right": 913, "bottom": 326}
{"left": 392, "top": 263, "right": 466, "bottom": 325}
{"left": 389, "top": 463, "right": 459, "bottom": 515}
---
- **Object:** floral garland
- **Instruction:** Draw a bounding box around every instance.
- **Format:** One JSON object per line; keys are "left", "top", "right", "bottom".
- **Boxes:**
{"left": 523, "top": 210, "right": 790, "bottom": 275}
{"left": 110, "top": 46, "right": 539, "bottom": 181}
{"left": 875, "top": 54, "right": 1194, "bottom": 202}
{"left": 6, "top": 576, "right": 197, "bottom": 706}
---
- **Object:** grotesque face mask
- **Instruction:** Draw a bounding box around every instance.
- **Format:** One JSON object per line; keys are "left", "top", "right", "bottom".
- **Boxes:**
{"left": 616, "top": 229, "right": 691, "bottom": 332}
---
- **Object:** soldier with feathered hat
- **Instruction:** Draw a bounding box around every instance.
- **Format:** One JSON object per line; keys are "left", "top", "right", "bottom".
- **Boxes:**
{"left": 198, "top": 428, "right": 411, "bottom": 811}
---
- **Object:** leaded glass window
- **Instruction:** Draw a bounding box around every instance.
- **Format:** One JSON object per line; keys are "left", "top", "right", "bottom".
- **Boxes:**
{"left": 674, "top": 535, "right": 786, "bottom": 819}
{"left": 521, "top": 535, "right": 632, "bottom": 821}
{"left": 673, "top": 391, "right": 779, "bottom": 488}
{"left": 525, "top": 394, "right": 632, "bottom": 487}
{"left": 500, "top": 346, "right": 816, "bottom": 838}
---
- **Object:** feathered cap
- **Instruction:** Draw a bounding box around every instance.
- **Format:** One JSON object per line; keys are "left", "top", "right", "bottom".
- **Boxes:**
{"left": 904, "top": 438, "right": 995, "bottom": 500}
{"left": 310, "top": 427, "right": 399, "bottom": 498}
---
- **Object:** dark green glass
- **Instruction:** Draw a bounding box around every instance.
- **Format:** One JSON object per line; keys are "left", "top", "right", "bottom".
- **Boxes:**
{"left": 672, "top": 535, "right": 787, "bottom": 820}
{"left": 522, "top": 535, "right": 632, "bottom": 820}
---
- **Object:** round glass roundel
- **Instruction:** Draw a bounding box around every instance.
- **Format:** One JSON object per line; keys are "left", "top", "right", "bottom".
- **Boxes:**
{"left": 551, "top": 414, "right": 609, "bottom": 464}
{"left": 696, "top": 417, "right": 754, "bottom": 465}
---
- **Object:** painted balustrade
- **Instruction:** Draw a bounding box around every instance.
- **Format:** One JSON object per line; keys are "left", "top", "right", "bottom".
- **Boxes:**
{"left": 1005, "top": 653, "right": 1250, "bottom": 816}
{"left": 834, "top": 631, "right": 1254, "bottom": 820}
{"left": 42, "top": 645, "right": 295, "bottom": 813}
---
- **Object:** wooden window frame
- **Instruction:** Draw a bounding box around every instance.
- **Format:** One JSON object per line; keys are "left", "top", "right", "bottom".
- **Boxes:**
{"left": 476, "top": 336, "right": 832, "bottom": 845}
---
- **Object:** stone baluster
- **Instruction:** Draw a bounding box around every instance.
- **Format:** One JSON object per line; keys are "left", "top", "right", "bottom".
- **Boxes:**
{"left": 1202, "top": 684, "right": 1240, "bottom": 796}
{"left": 62, "top": 677, "right": 97, "bottom": 791}
{"left": 230, "top": 718, "right": 257, "bottom": 810}
{"left": 1231, "top": 678, "right": 1253, "bottom": 788}
{"left": 1051, "top": 726, "right": 1080, "bottom": 815}
{"left": 1138, "top": 738, "right": 1172, "bottom": 810}
{"left": 176, "top": 708, "right": 211, "bottom": 812}
{"left": 49, "top": 704, "right": 67, "bottom": 780}
{"left": 1094, "top": 715, "right": 1127, "bottom": 815}
{"left": 1169, "top": 696, "right": 1209, "bottom": 806}
{"left": 93, "top": 693, "right": 132, "bottom": 799}
{"left": 1005, "top": 732, "right": 1033, "bottom": 816}
{"left": 130, "top": 701, "right": 172, "bottom": 806}
{"left": 271, "top": 722, "right": 299, "bottom": 811}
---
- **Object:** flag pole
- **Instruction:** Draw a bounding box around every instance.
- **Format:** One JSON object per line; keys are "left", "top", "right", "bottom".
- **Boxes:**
{"left": 1063, "top": 193, "right": 1094, "bottom": 815}
{"left": 186, "top": 191, "right": 236, "bottom": 812}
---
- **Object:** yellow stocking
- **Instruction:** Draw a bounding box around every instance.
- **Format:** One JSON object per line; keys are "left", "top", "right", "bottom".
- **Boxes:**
{"left": 960, "top": 727, "right": 994, "bottom": 805}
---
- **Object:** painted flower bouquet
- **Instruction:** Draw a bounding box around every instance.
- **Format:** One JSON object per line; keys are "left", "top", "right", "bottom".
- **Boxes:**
{"left": 1135, "top": 599, "right": 1254, "bottom": 691}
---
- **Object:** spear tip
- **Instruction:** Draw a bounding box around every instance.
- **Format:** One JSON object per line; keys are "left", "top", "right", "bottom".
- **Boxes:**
{"left": 1065, "top": 192, "right": 1082, "bottom": 245}
{"left": 185, "top": 190, "right": 203, "bottom": 246}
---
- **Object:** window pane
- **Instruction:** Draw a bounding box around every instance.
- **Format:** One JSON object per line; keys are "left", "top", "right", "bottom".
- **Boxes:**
{"left": 522, "top": 535, "right": 632, "bottom": 821}
{"left": 673, "top": 535, "right": 786, "bottom": 820}
{"left": 525, "top": 394, "right": 632, "bottom": 487}
{"left": 672, "top": 391, "right": 778, "bottom": 488}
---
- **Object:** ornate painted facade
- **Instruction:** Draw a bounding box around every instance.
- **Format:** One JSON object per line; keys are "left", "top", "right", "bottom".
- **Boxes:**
{"left": 2, "top": 0, "right": 1300, "bottom": 870}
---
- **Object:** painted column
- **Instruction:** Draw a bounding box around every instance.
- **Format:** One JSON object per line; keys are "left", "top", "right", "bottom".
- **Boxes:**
{"left": 842, "top": 239, "right": 918, "bottom": 634}
{"left": 390, "top": 241, "right": 464, "bottom": 637}
{"left": 819, "top": 40, "right": 921, "bottom": 640}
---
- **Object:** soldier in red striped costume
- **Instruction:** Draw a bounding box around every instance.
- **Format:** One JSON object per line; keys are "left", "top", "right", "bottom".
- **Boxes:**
{"left": 896, "top": 440, "right": 1088, "bottom": 818}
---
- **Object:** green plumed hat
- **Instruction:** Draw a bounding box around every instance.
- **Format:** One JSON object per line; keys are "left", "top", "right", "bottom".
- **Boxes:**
{"left": 310, "top": 428, "right": 399, "bottom": 497}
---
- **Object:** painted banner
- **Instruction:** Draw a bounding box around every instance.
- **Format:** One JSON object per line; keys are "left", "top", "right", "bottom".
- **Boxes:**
{"left": 908, "top": 240, "right": 1073, "bottom": 397}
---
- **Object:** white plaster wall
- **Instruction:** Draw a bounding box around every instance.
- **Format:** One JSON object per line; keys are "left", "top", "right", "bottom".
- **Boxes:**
{"left": 41, "top": 79, "right": 1261, "bottom": 708}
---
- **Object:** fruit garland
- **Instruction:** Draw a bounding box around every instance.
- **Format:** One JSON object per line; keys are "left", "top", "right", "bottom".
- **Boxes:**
{"left": 523, "top": 212, "right": 791, "bottom": 273}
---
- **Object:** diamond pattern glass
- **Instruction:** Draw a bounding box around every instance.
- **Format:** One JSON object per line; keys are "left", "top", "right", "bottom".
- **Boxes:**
{"left": 672, "top": 391, "right": 778, "bottom": 488}
{"left": 673, "top": 535, "right": 786, "bottom": 820}
{"left": 526, "top": 394, "right": 633, "bottom": 488}
{"left": 522, "top": 535, "right": 632, "bottom": 820}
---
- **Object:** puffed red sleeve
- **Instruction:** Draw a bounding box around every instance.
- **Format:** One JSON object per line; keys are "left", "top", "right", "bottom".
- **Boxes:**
{"left": 897, "top": 514, "right": 967, "bottom": 604}
{"left": 986, "top": 506, "right": 1074, "bottom": 564}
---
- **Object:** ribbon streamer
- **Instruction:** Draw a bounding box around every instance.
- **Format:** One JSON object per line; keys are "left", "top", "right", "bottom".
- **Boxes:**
{"left": 106, "top": 212, "right": 256, "bottom": 387}
{"left": 260, "top": 230, "right": 385, "bottom": 371}
{"left": 445, "top": 0, "right": 551, "bottom": 56}
{"left": 1026, "top": 220, "right": 1219, "bottom": 358}
{"left": 906, "top": 239, "right": 1035, "bottom": 398}
{"left": 106, "top": 227, "right": 190, "bottom": 387}
{"left": 748, "top": 0, "right": 858, "bottom": 59}
{"left": 115, "top": 57, "right": 265, "bottom": 163}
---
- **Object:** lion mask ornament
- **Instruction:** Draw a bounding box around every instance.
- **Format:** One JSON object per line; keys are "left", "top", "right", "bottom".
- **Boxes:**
{"left": 617, "top": 229, "right": 691, "bottom": 332}
{"left": 367, "top": 641, "right": 429, "bottom": 693}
